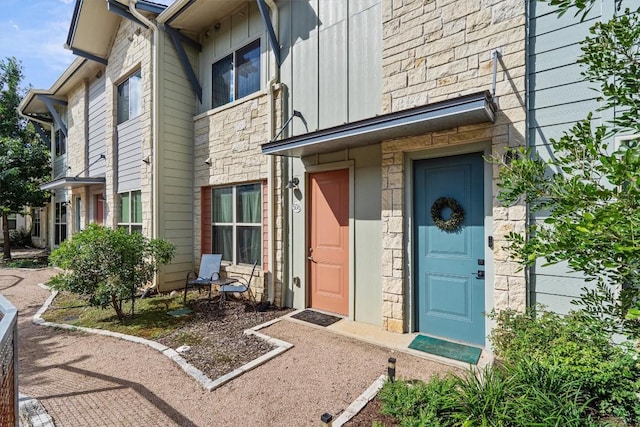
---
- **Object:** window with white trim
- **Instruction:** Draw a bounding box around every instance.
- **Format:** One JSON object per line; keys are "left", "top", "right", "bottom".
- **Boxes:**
{"left": 33, "top": 209, "right": 41, "bottom": 238}
{"left": 211, "top": 183, "right": 262, "bottom": 265}
{"left": 117, "top": 70, "right": 142, "bottom": 124}
{"left": 212, "top": 39, "right": 261, "bottom": 108}
{"left": 118, "top": 190, "right": 142, "bottom": 233}
{"left": 74, "top": 197, "right": 82, "bottom": 231}
{"left": 55, "top": 203, "right": 67, "bottom": 245}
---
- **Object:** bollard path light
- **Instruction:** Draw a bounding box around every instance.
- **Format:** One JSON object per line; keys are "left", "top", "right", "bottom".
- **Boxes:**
{"left": 388, "top": 357, "right": 396, "bottom": 383}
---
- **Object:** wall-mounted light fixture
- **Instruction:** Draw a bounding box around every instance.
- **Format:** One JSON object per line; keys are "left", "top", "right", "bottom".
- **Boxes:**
{"left": 285, "top": 177, "right": 299, "bottom": 190}
{"left": 214, "top": 23, "right": 221, "bottom": 30}
{"left": 204, "top": 157, "right": 212, "bottom": 166}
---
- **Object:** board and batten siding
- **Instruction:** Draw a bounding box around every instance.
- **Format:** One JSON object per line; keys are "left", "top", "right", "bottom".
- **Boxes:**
{"left": 279, "top": 0, "right": 381, "bottom": 136}
{"left": 156, "top": 29, "right": 196, "bottom": 291}
{"left": 527, "top": 0, "right": 624, "bottom": 312}
{"left": 88, "top": 75, "right": 106, "bottom": 177}
{"left": 116, "top": 117, "right": 141, "bottom": 193}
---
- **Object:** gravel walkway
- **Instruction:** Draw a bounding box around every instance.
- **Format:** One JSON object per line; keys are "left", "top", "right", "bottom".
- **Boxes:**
{"left": 2, "top": 267, "right": 459, "bottom": 426}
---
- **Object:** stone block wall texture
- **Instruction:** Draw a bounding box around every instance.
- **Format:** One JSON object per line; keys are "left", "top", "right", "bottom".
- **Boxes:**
{"left": 193, "top": 90, "right": 284, "bottom": 304}
{"left": 103, "top": 20, "right": 153, "bottom": 233}
{"left": 380, "top": 0, "right": 527, "bottom": 332}
{"left": 66, "top": 82, "right": 88, "bottom": 236}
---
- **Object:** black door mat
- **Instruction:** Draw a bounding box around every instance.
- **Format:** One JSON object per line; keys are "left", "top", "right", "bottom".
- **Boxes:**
{"left": 291, "top": 310, "right": 342, "bottom": 327}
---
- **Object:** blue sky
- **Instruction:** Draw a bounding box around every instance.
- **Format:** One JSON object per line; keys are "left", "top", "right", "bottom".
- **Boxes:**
{"left": 0, "top": 0, "right": 174, "bottom": 90}
{"left": 0, "top": 0, "right": 76, "bottom": 89}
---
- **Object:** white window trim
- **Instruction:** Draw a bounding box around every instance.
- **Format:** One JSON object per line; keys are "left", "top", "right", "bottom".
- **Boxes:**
{"left": 211, "top": 183, "right": 262, "bottom": 266}
{"left": 118, "top": 190, "right": 142, "bottom": 234}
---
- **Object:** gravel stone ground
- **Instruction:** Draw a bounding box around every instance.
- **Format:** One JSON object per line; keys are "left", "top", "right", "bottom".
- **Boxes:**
{"left": 2, "top": 267, "right": 461, "bottom": 426}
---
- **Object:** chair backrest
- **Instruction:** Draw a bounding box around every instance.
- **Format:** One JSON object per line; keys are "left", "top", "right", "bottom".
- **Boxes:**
{"left": 198, "top": 254, "right": 222, "bottom": 280}
{"left": 246, "top": 260, "right": 259, "bottom": 287}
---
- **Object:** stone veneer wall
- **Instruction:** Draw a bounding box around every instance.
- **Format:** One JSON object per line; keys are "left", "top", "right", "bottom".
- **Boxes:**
{"left": 66, "top": 82, "right": 87, "bottom": 235}
{"left": 380, "top": 0, "right": 527, "bottom": 332}
{"left": 103, "top": 20, "right": 153, "bottom": 234}
{"left": 193, "top": 90, "right": 284, "bottom": 305}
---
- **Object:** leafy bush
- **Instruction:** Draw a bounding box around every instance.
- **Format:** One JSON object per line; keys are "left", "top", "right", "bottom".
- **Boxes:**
{"left": 490, "top": 308, "right": 640, "bottom": 423}
{"left": 9, "top": 227, "right": 31, "bottom": 248}
{"left": 49, "top": 224, "right": 175, "bottom": 320}
{"left": 379, "top": 378, "right": 458, "bottom": 427}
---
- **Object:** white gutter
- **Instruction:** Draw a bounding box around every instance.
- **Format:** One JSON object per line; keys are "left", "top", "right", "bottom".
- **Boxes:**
{"left": 265, "top": 0, "right": 279, "bottom": 305}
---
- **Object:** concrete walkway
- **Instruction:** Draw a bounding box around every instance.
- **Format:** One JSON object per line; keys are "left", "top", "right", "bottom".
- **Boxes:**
{"left": 2, "top": 268, "right": 461, "bottom": 426}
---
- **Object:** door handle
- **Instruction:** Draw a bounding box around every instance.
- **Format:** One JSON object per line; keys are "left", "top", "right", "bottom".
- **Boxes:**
{"left": 473, "top": 270, "right": 485, "bottom": 279}
{"left": 308, "top": 255, "right": 316, "bottom": 262}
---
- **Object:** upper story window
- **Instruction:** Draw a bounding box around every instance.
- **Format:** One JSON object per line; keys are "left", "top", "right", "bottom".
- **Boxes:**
{"left": 117, "top": 70, "right": 142, "bottom": 124}
{"left": 55, "top": 129, "right": 66, "bottom": 157}
{"left": 212, "top": 39, "right": 261, "bottom": 109}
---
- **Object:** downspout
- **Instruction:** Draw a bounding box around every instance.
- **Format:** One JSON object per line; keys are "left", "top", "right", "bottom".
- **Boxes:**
{"left": 129, "top": 2, "right": 160, "bottom": 283}
{"left": 265, "top": 0, "right": 279, "bottom": 305}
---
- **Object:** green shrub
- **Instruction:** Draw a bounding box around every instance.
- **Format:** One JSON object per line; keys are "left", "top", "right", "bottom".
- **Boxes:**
{"left": 490, "top": 308, "right": 640, "bottom": 423}
{"left": 379, "top": 378, "right": 458, "bottom": 427}
{"left": 49, "top": 224, "right": 175, "bottom": 321}
{"left": 9, "top": 227, "right": 31, "bottom": 248}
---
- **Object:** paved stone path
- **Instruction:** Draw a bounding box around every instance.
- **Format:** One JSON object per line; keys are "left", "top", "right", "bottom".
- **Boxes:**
{"left": 2, "top": 268, "right": 458, "bottom": 426}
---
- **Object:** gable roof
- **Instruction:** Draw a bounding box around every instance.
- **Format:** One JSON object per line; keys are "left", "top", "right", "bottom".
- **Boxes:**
{"left": 65, "top": 0, "right": 168, "bottom": 63}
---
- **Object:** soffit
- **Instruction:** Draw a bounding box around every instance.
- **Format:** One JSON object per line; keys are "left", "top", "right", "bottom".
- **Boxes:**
{"left": 158, "top": 0, "right": 250, "bottom": 34}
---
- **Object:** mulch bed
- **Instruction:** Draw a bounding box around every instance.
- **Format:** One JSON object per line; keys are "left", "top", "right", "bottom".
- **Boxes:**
{"left": 343, "top": 395, "right": 399, "bottom": 427}
{"left": 155, "top": 295, "right": 294, "bottom": 381}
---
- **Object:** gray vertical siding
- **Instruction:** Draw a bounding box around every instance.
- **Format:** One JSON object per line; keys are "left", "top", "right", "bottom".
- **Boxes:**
{"left": 88, "top": 75, "right": 106, "bottom": 177}
{"left": 116, "top": 117, "right": 141, "bottom": 193}
{"left": 526, "top": 1, "right": 640, "bottom": 312}
{"left": 281, "top": 0, "right": 382, "bottom": 135}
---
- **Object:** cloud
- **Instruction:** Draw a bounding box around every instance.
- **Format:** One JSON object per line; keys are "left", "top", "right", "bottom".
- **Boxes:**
{"left": 0, "top": 1, "right": 75, "bottom": 88}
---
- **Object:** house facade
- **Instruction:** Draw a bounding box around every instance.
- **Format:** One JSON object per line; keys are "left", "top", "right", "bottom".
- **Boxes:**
{"left": 18, "top": 0, "right": 626, "bottom": 350}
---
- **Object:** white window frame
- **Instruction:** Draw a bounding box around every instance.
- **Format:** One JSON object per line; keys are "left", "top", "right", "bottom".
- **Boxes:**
{"left": 32, "top": 209, "right": 41, "bottom": 238}
{"left": 211, "top": 183, "right": 262, "bottom": 265}
{"left": 117, "top": 69, "right": 142, "bottom": 125}
{"left": 54, "top": 202, "right": 67, "bottom": 245}
{"left": 118, "top": 190, "right": 142, "bottom": 234}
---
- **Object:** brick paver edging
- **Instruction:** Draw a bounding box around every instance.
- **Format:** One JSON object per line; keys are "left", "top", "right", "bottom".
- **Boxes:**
{"left": 32, "top": 284, "right": 294, "bottom": 392}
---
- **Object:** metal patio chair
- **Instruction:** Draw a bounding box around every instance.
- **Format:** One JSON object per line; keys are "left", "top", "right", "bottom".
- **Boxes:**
{"left": 183, "top": 254, "right": 222, "bottom": 304}
{"left": 218, "top": 260, "right": 258, "bottom": 309}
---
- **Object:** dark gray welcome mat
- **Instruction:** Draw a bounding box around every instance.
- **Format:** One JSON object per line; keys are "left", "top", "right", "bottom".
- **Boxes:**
{"left": 291, "top": 310, "right": 342, "bottom": 327}
{"left": 408, "top": 335, "right": 482, "bottom": 365}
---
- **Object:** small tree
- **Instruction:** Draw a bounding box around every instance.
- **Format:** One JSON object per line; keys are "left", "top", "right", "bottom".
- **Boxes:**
{"left": 49, "top": 224, "right": 175, "bottom": 320}
{"left": 496, "top": 1, "right": 640, "bottom": 336}
{"left": 0, "top": 57, "right": 50, "bottom": 259}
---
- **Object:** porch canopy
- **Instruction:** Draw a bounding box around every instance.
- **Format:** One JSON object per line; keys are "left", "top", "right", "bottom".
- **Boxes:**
{"left": 40, "top": 177, "right": 106, "bottom": 191}
{"left": 261, "top": 91, "right": 497, "bottom": 157}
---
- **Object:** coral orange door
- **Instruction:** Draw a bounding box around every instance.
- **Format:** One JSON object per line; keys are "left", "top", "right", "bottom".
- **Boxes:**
{"left": 309, "top": 169, "right": 349, "bottom": 315}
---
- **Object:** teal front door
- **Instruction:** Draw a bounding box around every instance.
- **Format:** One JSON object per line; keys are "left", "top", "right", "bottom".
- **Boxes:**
{"left": 414, "top": 153, "right": 485, "bottom": 345}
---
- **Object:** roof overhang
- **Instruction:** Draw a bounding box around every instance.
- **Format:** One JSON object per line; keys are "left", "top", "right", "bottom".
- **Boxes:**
{"left": 261, "top": 91, "right": 498, "bottom": 157}
{"left": 157, "top": 0, "right": 250, "bottom": 34}
{"left": 66, "top": 0, "right": 167, "bottom": 62}
{"left": 40, "top": 177, "right": 106, "bottom": 191}
{"left": 19, "top": 57, "right": 103, "bottom": 122}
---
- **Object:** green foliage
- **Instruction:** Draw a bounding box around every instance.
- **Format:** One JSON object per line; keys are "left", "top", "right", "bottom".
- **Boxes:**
{"left": 490, "top": 308, "right": 640, "bottom": 423}
{"left": 9, "top": 227, "right": 31, "bottom": 248}
{"left": 379, "top": 378, "right": 458, "bottom": 427}
{"left": 49, "top": 224, "right": 175, "bottom": 320}
{"left": 0, "top": 57, "right": 51, "bottom": 259}
{"left": 495, "top": 2, "right": 640, "bottom": 331}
